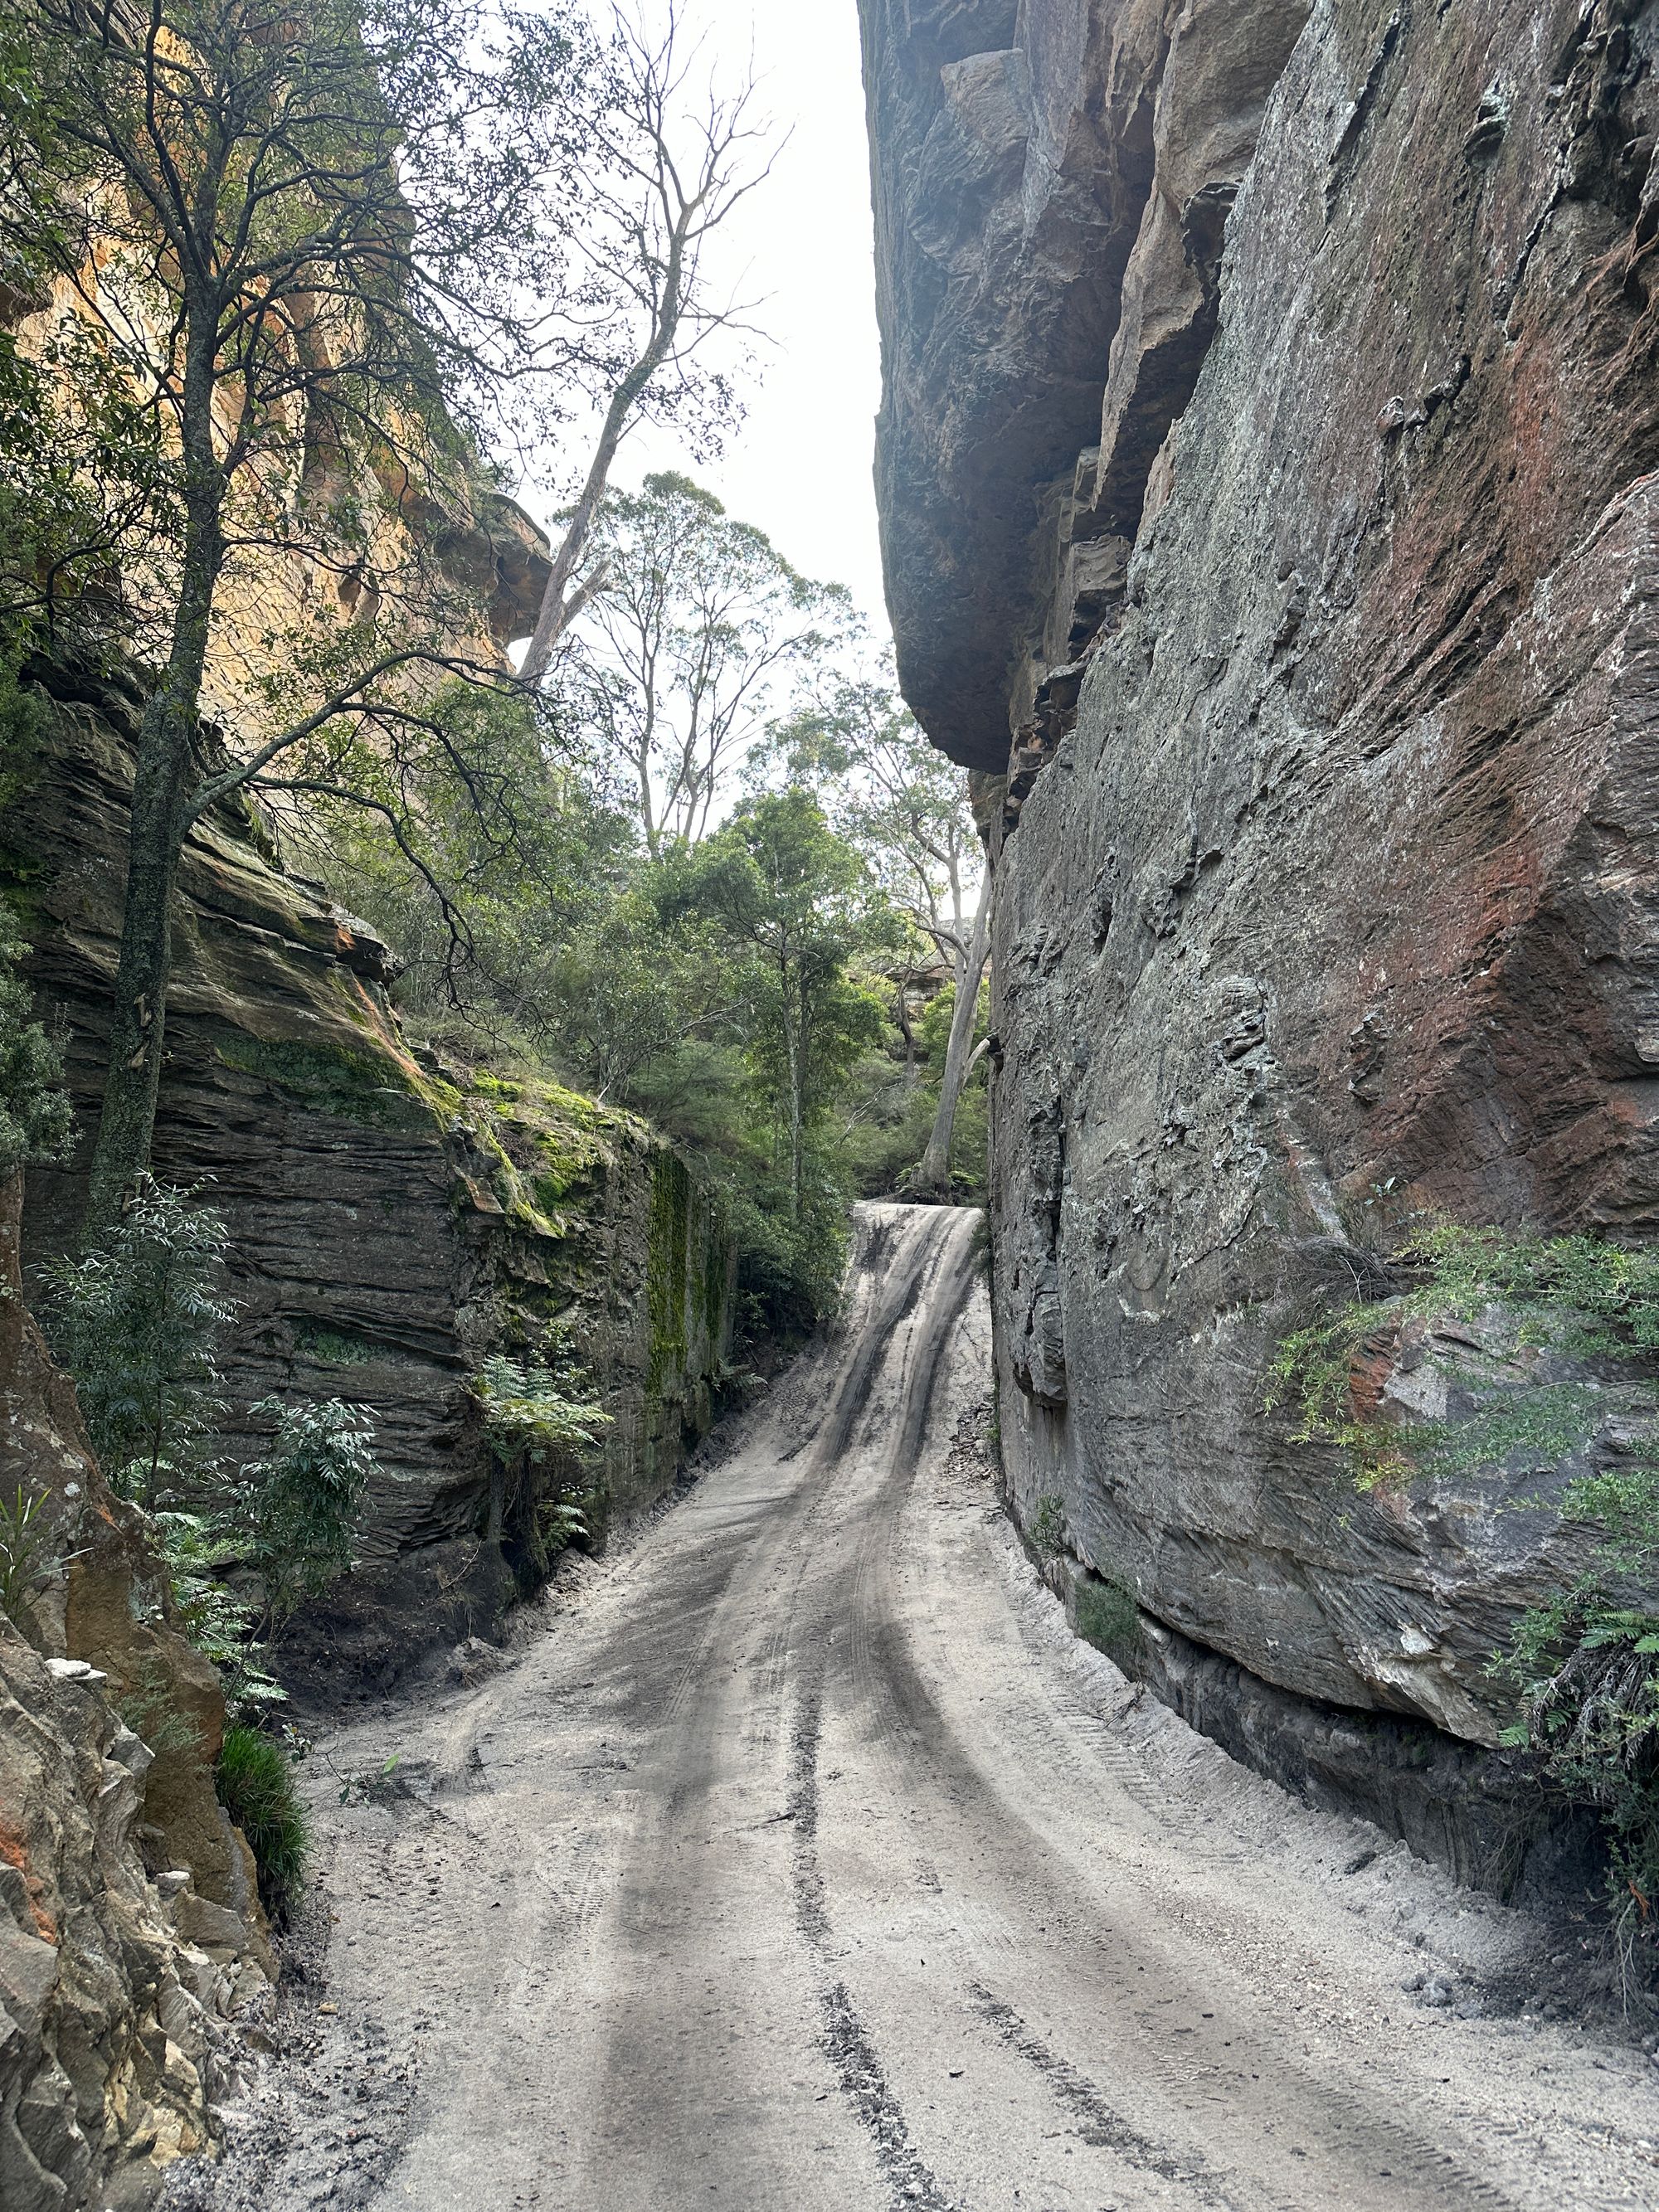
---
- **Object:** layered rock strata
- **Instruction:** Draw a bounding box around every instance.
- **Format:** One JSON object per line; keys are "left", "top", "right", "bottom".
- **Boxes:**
{"left": 8, "top": 667, "right": 735, "bottom": 1694}
{"left": 862, "top": 0, "right": 1659, "bottom": 1877}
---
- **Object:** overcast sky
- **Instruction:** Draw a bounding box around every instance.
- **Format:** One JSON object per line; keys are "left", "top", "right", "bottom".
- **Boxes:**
{"left": 618, "top": 0, "right": 890, "bottom": 625}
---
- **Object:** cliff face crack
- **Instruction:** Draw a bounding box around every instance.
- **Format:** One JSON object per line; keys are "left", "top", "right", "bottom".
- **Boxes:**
{"left": 1325, "top": 7, "right": 1405, "bottom": 219}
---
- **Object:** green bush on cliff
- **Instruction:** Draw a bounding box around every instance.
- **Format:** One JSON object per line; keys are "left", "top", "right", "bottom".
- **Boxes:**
{"left": 216, "top": 1724, "right": 309, "bottom": 1913}
{"left": 42, "top": 1180, "right": 235, "bottom": 1508}
{"left": 1270, "top": 1218, "right": 1659, "bottom": 1952}
{"left": 472, "top": 1348, "right": 609, "bottom": 1568}
{"left": 152, "top": 1510, "right": 283, "bottom": 1717}
{"left": 240, "top": 1397, "right": 378, "bottom": 1639}
{"left": 0, "top": 906, "right": 71, "bottom": 1176}
{"left": 1074, "top": 1577, "right": 1142, "bottom": 1670}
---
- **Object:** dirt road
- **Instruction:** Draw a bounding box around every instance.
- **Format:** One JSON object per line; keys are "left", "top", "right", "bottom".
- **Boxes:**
{"left": 192, "top": 1203, "right": 1659, "bottom": 2210}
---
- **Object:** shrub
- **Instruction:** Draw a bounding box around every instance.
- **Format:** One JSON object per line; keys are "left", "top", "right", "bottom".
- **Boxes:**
{"left": 241, "top": 1398, "right": 377, "bottom": 1639}
{"left": 216, "top": 1724, "right": 309, "bottom": 1912}
{"left": 153, "top": 1509, "right": 283, "bottom": 1717}
{"left": 0, "top": 1482, "right": 51, "bottom": 1626}
{"left": 0, "top": 906, "right": 71, "bottom": 1176}
{"left": 42, "top": 1179, "right": 234, "bottom": 1508}
{"left": 1029, "top": 1494, "right": 1067, "bottom": 1558}
{"left": 471, "top": 1346, "right": 609, "bottom": 1570}
{"left": 1075, "top": 1578, "right": 1141, "bottom": 1669}
{"left": 472, "top": 1349, "right": 608, "bottom": 1469}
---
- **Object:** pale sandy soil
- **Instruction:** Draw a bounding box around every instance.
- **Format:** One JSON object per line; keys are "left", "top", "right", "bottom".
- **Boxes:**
{"left": 166, "top": 1205, "right": 1659, "bottom": 2210}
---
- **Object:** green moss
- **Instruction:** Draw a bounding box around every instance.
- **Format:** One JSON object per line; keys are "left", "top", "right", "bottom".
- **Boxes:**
{"left": 648, "top": 1150, "right": 692, "bottom": 1398}
{"left": 528, "top": 1120, "right": 608, "bottom": 1203}
{"left": 292, "top": 1321, "right": 377, "bottom": 1368}
{"left": 1267, "top": 1222, "right": 1659, "bottom": 1495}
{"left": 217, "top": 1034, "right": 442, "bottom": 1131}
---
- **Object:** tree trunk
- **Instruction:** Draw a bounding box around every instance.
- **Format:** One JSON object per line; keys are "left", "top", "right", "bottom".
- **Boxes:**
{"left": 83, "top": 706, "right": 195, "bottom": 1232}
{"left": 896, "top": 971, "right": 918, "bottom": 1088}
{"left": 518, "top": 223, "right": 688, "bottom": 685}
{"left": 916, "top": 875, "right": 990, "bottom": 1199}
{"left": 785, "top": 972, "right": 804, "bottom": 1223}
{"left": 84, "top": 311, "right": 224, "bottom": 1236}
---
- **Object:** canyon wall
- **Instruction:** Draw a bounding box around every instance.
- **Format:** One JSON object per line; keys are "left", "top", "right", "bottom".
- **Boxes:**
{"left": 2, "top": 1170, "right": 271, "bottom": 2210}
{"left": 7, "top": 665, "right": 735, "bottom": 1695}
{"left": 860, "top": 0, "right": 1659, "bottom": 1879}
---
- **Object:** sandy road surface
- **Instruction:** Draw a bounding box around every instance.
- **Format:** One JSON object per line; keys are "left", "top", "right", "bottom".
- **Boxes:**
{"left": 183, "top": 1203, "right": 1659, "bottom": 2210}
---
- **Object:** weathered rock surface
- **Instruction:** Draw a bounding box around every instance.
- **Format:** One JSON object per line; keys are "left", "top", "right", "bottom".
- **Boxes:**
{"left": 859, "top": 0, "right": 1311, "bottom": 771}
{"left": 7, "top": 666, "right": 735, "bottom": 1694}
{"left": 2, "top": 1169, "right": 268, "bottom": 2208}
{"left": 862, "top": 0, "right": 1659, "bottom": 1866}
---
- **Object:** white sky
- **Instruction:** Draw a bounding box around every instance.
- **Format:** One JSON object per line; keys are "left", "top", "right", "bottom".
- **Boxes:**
{"left": 614, "top": 0, "right": 889, "bottom": 625}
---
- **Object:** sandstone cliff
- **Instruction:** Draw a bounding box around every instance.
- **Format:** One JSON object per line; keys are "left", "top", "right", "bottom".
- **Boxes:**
{"left": 2, "top": 1168, "right": 272, "bottom": 2209}
{"left": 7, "top": 663, "right": 735, "bottom": 1694}
{"left": 860, "top": 0, "right": 1659, "bottom": 1880}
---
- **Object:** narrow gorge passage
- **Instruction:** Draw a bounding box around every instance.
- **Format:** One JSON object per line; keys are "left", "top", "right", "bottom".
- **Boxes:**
{"left": 259, "top": 1208, "right": 1659, "bottom": 2212}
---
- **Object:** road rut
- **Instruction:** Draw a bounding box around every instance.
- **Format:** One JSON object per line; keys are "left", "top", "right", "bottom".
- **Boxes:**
{"left": 199, "top": 1203, "right": 1659, "bottom": 2210}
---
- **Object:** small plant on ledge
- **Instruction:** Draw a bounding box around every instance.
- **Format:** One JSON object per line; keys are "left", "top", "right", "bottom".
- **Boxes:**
{"left": 1268, "top": 1218, "right": 1659, "bottom": 1973}
{"left": 470, "top": 1340, "right": 611, "bottom": 1572}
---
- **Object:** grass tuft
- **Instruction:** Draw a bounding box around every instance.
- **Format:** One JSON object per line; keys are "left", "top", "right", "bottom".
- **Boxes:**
{"left": 216, "top": 1723, "right": 309, "bottom": 1913}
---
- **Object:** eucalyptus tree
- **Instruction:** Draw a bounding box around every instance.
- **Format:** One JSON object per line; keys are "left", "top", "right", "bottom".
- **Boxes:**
{"left": 517, "top": 5, "right": 772, "bottom": 680}
{"left": 664, "top": 790, "right": 895, "bottom": 1220}
{"left": 765, "top": 657, "right": 990, "bottom": 1196}
{"left": 575, "top": 473, "right": 844, "bottom": 856}
{"left": 0, "top": 0, "right": 608, "bottom": 1230}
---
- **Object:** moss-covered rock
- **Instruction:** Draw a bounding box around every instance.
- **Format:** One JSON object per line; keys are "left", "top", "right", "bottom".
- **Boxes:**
{"left": 12, "top": 673, "right": 736, "bottom": 1697}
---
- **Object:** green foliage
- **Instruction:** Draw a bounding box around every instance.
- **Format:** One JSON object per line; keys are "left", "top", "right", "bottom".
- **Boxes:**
{"left": 115, "top": 1660, "right": 202, "bottom": 1759}
{"left": 240, "top": 1398, "right": 377, "bottom": 1637}
{"left": 0, "top": 906, "right": 71, "bottom": 1177}
{"left": 472, "top": 1345, "right": 609, "bottom": 1567}
{"left": 472, "top": 1350, "right": 609, "bottom": 1470}
{"left": 660, "top": 788, "right": 897, "bottom": 1203}
{"left": 0, "top": 1483, "right": 52, "bottom": 1626}
{"left": 152, "top": 1509, "right": 284, "bottom": 1717}
{"left": 42, "top": 1181, "right": 235, "bottom": 1509}
{"left": 291, "top": 1323, "right": 376, "bottom": 1369}
{"left": 1075, "top": 1578, "right": 1142, "bottom": 1669}
{"left": 1029, "top": 1495, "right": 1068, "bottom": 1559}
{"left": 577, "top": 472, "right": 849, "bottom": 855}
{"left": 1265, "top": 1223, "right": 1659, "bottom": 1493}
{"left": 337, "top": 1753, "right": 405, "bottom": 1806}
{"left": 216, "top": 1725, "right": 309, "bottom": 1913}
{"left": 1269, "top": 1218, "right": 1659, "bottom": 1945}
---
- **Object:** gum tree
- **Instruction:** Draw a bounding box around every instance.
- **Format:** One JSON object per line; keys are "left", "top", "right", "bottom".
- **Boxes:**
{"left": 1, "top": 0, "right": 604, "bottom": 1230}
{"left": 665, "top": 790, "right": 895, "bottom": 1219}
{"left": 766, "top": 659, "right": 990, "bottom": 1197}
{"left": 574, "top": 473, "right": 844, "bottom": 855}
{"left": 516, "top": 6, "right": 771, "bottom": 679}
